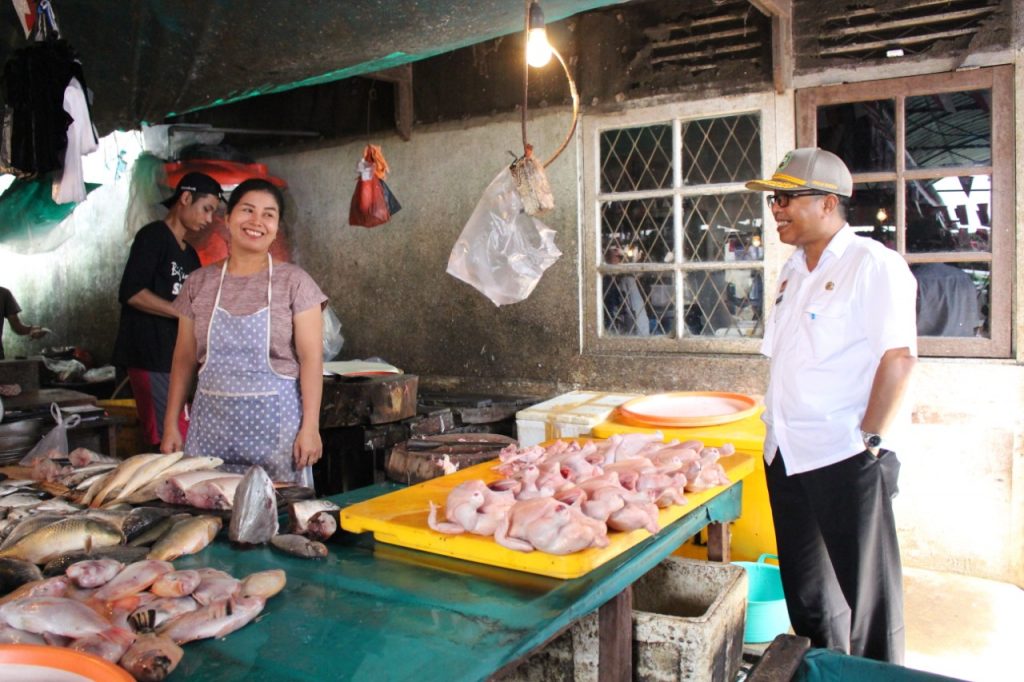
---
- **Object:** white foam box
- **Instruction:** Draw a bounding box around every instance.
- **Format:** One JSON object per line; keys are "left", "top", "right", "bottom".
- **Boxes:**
{"left": 515, "top": 390, "right": 641, "bottom": 447}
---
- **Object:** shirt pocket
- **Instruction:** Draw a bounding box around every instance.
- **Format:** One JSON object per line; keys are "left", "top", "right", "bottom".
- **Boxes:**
{"left": 803, "top": 298, "right": 851, "bottom": 361}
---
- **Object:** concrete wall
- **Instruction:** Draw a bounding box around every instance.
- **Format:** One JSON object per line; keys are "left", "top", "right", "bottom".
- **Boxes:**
{"left": 261, "top": 104, "right": 1024, "bottom": 586}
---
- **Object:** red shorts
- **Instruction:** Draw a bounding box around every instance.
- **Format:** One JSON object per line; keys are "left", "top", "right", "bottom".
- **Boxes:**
{"left": 127, "top": 368, "right": 188, "bottom": 447}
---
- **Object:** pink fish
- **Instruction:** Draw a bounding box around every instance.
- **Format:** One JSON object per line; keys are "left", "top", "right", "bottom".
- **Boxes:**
{"left": 66, "top": 559, "right": 124, "bottom": 588}
{"left": 0, "top": 596, "right": 126, "bottom": 639}
{"left": 150, "top": 570, "right": 201, "bottom": 598}
{"left": 93, "top": 560, "right": 174, "bottom": 602}
{"left": 158, "top": 594, "right": 265, "bottom": 644}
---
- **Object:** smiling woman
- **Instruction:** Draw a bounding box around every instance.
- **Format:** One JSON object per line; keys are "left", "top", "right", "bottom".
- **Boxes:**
{"left": 160, "top": 179, "right": 328, "bottom": 487}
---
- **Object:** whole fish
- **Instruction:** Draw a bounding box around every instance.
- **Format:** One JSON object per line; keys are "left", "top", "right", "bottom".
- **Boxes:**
{"left": 228, "top": 466, "right": 278, "bottom": 544}
{"left": 240, "top": 569, "right": 286, "bottom": 600}
{"left": 0, "top": 517, "right": 124, "bottom": 564}
{"left": 0, "top": 557, "right": 43, "bottom": 594}
{"left": 0, "top": 513, "right": 65, "bottom": 550}
{"left": 119, "top": 632, "right": 184, "bottom": 682}
{"left": 89, "top": 453, "right": 166, "bottom": 507}
{"left": 150, "top": 570, "right": 201, "bottom": 598}
{"left": 66, "top": 558, "right": 124, "bottom": 588}
{"left": 307, "top": 510, "right": 339, "bottom": 542}
{"left": 147, "top": 516, "right": 222, "bottom": 561}
{"left": 94, "top": 560, "right": 174, "bottom": 602}
{"left": 270, "top": 534, "right": 328, "bottom": 559}
{"left": 104, "top": 452, "right": 185, "bottom": 507}
{"left": 0, "top": 492, "right": 49, "bottom": 509}
{"left": 0, "top": 596, "right": 126, "bottom": 638}
{"left": 158, "top": 594, "right": 266, "bottom": 644}
{"left": 128, "top": 513, "right": 194, "bottom": 548}
{"left": 42, "top": 545, "right": 150, "bottom": 577}
{"left": 75, "top": 471, "right": 112, "bottom": 491}
{"left": 122, "top": 457, "right": 225, "bottom": 505}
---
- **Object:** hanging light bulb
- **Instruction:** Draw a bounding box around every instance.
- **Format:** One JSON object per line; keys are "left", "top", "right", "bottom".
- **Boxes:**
{"left": 526, "top": 1, "right": 553, "bottom": 68}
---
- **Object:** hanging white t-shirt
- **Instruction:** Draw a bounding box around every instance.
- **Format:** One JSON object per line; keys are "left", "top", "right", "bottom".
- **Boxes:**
{"left": 52, "top": 77, "right": 98, "bottom": 204}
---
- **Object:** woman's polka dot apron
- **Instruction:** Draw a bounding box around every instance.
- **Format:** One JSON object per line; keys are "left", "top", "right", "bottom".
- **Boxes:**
{"left": 184, "top": 256, "right": 313, "bottom": 486}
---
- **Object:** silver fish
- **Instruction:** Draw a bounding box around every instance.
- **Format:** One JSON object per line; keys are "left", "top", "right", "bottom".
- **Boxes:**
{"left": 147, "top": 516, "right": 222, "bottom": 561}
{"left": 228, "top": 466, "right": 278, "bottom": 544}
{"left": 270, "top": 534, "right": 328, "bottom": 559}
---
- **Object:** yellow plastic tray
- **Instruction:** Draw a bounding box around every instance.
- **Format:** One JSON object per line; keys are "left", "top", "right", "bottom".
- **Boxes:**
{"left": 592, "top": 406, "right": 766, "bottom": 453}
{"left": 340, "top": 450, "right": 754, "bottom": 579}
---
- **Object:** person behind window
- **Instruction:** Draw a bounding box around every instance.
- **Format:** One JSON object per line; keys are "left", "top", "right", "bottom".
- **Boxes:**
{"left": 603, "top": 246, "right": 650, "bottom": 336}
{"left": 0, "top": 286, "right": 49, "bottom": 359}
{"left": 747, "top": 147, "right": 917, "bottom": 665}
{"left": 907, "top": 210, "right": 981, "bottom": 337}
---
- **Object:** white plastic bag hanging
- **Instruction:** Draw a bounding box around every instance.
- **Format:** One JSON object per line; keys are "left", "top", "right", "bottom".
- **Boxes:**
{"left": 446, "top": 168, "right": 561, "bottom": 306}
{"left": 322, "top": 305, "right": 345, "bottom": 361}
{"left": 19, "top": 402, "right": 82, "bottom": 465}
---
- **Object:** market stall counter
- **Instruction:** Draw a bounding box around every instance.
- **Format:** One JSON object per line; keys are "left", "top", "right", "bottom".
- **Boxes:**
{"left": 167, "top": 458, "right": 752, "bottom": 681}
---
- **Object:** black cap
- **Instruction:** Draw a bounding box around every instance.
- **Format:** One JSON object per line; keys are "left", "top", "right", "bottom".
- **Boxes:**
{"left": 161, "top": 172, "right": 223, "bottom": 208}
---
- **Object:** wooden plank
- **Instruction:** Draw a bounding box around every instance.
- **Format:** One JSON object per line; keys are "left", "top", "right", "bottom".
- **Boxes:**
{"left": 830, "top": 7, "right": 997, "bottom": 38}
{"left": 598, "top": 587, "right": 633, "bottom": 682}
{"left": 772, "top": 14, "right": 793, "bottom": 94}
{"left": 746, "top": 634, "right": 812, "bottom": 682}
{"left": 819, "top": 27, "right": 978, "bottom": 56}
{"left": 366, "top": 64, "right": 413, "bottom": 141}
{"left": 749, "top": 0, "right": 792, "bottom": 19}
{"left": 707, "top": 521, "right": 732, "bottom": 562}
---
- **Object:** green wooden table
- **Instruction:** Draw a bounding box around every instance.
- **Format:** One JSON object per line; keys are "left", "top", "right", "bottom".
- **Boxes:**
{"left": 170, "top": 481, "right": 743, "bottom": 682}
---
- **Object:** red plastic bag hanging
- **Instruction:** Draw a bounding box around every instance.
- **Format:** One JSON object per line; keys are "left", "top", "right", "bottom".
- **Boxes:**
{"left": 348, "top": 144, "right": 391, "bottom": 228}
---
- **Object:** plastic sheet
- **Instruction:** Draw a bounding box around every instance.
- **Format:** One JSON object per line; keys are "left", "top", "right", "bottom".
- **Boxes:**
{"left": 446, "top": 168, "right": 561, "bottom": 306}
{"left": 322, "top": 305, "right": 345, "bottom": 361}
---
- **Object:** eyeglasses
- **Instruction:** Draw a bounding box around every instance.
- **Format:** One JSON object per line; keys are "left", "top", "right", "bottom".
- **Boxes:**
{"left": 766, "top": 191, "right": 827, "bottom": 208}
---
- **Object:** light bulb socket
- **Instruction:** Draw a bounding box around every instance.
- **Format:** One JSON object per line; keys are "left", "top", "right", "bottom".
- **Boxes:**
{"left": 529, "top": 1, "right": 546, "bottom": 30}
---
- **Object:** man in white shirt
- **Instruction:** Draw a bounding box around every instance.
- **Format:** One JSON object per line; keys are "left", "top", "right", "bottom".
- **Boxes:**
{"left": 747, "top": 148, "right": 918, "bottom": 664}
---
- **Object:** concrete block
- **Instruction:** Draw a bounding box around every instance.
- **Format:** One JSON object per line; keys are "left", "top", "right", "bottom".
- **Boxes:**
{"left": 632, "top": 557, "right": 748, "bottom": 682}
{"left": 504, "top": 611, "right": 599, "bottom": 682}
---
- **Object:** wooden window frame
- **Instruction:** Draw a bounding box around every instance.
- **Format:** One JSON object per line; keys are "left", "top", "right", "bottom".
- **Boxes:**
{"left": 796, "top": 66, "right": 1013, "bottom": 358}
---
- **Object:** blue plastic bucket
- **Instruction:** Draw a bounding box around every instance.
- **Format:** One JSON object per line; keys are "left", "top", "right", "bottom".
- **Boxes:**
{"left": 733, "top": 553, "right": 790, "bottom": 643}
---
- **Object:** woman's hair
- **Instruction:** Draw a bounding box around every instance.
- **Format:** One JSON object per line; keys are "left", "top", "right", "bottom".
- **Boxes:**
{"left": 226, "top": 178, "right": 285, "bottom": 216}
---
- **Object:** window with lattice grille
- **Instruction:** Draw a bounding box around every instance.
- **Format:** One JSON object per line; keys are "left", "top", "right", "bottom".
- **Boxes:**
{"left": 585, "top": 104, "right": 770, "bottom": 352}
{"left": 797, "top": 67, "right": 1013, "bottom": 358}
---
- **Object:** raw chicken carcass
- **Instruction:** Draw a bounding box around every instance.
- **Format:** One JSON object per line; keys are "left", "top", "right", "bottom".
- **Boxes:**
{"left": 494, "top": 497, "right": 609, "bottom": 555}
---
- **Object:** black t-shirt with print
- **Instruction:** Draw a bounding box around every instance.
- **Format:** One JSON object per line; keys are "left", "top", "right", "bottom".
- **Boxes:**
{"left": 112, "top": 221, "right": 201, "bottom": 371}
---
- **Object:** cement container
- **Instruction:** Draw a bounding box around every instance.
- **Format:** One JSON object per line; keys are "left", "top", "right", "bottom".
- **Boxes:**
{"left": 632, "top": 556, "right": 748, "bottom": 682}
{"left": 504, "top": 610, "right": 599, "bottom": 682}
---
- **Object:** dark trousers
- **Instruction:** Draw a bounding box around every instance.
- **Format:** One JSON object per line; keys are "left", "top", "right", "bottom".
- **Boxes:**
{"left": 766, "top": 449, "right": 905, "bottom": 664}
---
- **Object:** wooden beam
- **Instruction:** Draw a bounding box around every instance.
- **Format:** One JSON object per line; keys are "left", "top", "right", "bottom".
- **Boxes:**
{"left": 819, "top": 27, "right": 978, "bottom": 56}
{"left": 652, "top": 25, "right": 759, "bottom": 50}
{"left": 365, "top": 64, "right": 413, "bottom": 141}
{"left": 831, "top": 7, "right": 996, "bottom": 38}
{"left": 749, "top": 0, "right": 792, "bottom": 19}
{"left": 598, "top": 587, "right": 633, "bottom": 682}
{"left": 748, "top": 2, "right": 792, "bottom": 93}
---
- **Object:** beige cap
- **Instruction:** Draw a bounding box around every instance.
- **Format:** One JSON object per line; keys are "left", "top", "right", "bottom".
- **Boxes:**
{"left": 745, "top": 147, "right": 853, "bottom": 197}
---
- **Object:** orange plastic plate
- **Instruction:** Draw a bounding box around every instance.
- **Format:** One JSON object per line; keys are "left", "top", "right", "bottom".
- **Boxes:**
{"left": 0, "top": 644, "right": 134, "bottom": 682}
{"left": 617, "top": 391, "right": 760, "bottom": 428}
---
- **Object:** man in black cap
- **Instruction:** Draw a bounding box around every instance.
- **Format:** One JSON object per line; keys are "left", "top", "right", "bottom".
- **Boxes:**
{"left": 113, "top": 172, "right": 222, "bottom": 449}
{"left": 747, "top": 148, "right": 917, "bottom": 664}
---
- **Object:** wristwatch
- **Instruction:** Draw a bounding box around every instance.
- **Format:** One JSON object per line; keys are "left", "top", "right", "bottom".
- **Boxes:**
{"left": 861, "top": 430, "right": 883, "bottom": 450}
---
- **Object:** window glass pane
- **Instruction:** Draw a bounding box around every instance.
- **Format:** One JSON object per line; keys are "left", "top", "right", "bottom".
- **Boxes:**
{"left": 601, "top": 199, "right": 674, "bottom": 264}
{"left": 681, "top": 114, "right": 761, "bottom": 185}
{"left": 603, "top": 272, "right": 675, "bottom": 337}
{"left": 600, "top": 124, "right": 673, "bottom": 193}
{"left": 682, "top": 268, "right": 763, "bottom": 338}
{"left": 848, "top": 181, "right": 896, "bottom": 249}
{"left": 684, "top": 192, "right": 762, "bottom": 262}
{"left": 906, "top": 90, "right": 991, "bottom": 169}
{"left": 911, "top": 261, "right": 989, "bottom": 338}
{"left": 817, "top": 100, "right": 896, "bottom": 173}
{"left": 907, "top": 176, "right": 990, "bottom": 253}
